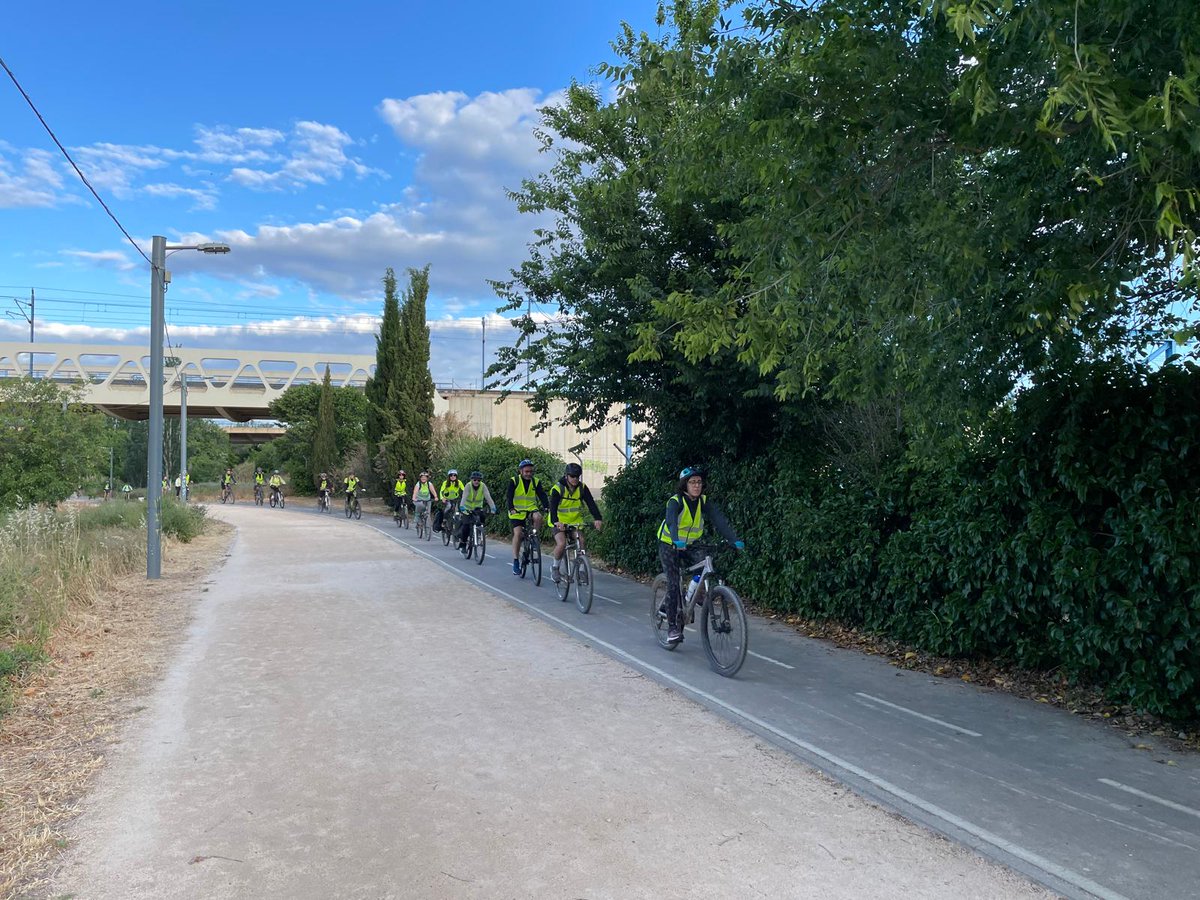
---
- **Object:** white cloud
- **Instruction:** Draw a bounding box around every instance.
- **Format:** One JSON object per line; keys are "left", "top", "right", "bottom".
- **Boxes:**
{"left": 0, "top": 144, "right": 70, "bottom": 208}
{"left": 228, "top": 121, "right": 381, "bottom": 190}
{"left": 61, "top": 249, "right": 137, "bottom": 271}
{"left": 143, "top": 181, "right": 219, "bottom": 210}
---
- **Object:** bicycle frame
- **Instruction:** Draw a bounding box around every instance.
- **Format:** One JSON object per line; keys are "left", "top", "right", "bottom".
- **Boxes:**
{"left": 679, "top": 551, "right": 719, "bottom": 623}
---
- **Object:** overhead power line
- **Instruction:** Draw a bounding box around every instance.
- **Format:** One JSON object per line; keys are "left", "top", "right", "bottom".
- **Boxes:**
{"left": 0, "top": 55, "right": 150, "bottom": 267}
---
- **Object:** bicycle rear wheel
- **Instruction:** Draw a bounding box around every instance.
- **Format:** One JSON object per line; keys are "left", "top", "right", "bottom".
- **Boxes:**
{"left": 649, "top": 575, "right": 677, "bottom": 650}
{"left": 574, "top": 555, "right": 593, "bottom": 614}
{"left": 700, "top": 585, "right": 749, "bottom": 677}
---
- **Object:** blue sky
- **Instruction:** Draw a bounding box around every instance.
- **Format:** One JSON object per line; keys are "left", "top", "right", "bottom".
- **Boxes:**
{"left": 1, "top": 1, "right": 662, "bottom": 385}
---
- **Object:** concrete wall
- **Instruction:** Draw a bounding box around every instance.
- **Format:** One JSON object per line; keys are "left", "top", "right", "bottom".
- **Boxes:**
{"left": 438, "top": 390, "right": 644, "bottom": 479}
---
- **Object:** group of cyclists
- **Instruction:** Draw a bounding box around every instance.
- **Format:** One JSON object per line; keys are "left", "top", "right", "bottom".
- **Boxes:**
{"left": 219, "top": 467, "right": 286, "bottom": 506}
{"left": 320, "top": 457, "right": 744, "bottom": 647}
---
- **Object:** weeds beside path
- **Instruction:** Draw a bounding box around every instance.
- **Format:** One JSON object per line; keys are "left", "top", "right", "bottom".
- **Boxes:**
{"left": 0, "top": 519, "right": 233, "bottom": 897}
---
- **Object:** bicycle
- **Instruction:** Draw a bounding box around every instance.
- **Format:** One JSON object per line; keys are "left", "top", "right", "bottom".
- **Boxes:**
{"left": 441, "top": 503, "right": 458, "bottom": 546}
{"left": 516, "top": 515, "right": 543, "bottom": 586}
{"left": 344, "top": 492, "right": 361, "bottom": 520}
{"left": 650, "top": 542, "right": 748, "bottom": 677}
{"left": 270, "top": 487, "right": 285, "bottom": 509}
{"left": 554, "top": 526, "right": 593, "bottom": 613}
{"left": 393, "top": 497, "right": 409, "bottom": 529}
{"left": 414, "top": 500, "right": 432, "bottom": 540}
{"left": 220, "top": 484, "right": 235, "bottom": 504}
{"left": 462, "top": 510, "right": 486, "bottom": 565}
{"left": 254, "top": 483, "right": 264, "bottom": 506}
{"left": 317, "top": 491, "right": 331, "bottom": 513}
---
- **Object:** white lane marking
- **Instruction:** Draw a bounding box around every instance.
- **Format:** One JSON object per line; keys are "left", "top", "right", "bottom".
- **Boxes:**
{"left": 854, "top": 692, "right": 983, "bottom": 738}
{"left": 367, "top": 523, "right": 1124, "bottom": 900}
{"left": 749, "top": 651, "right": 795, "bottom": 670}
{"left": 1099, "top": 779, "right": 1200, "bottom": 820}
{"left": 593, "top": 592, "right": 622, "bottom": 605}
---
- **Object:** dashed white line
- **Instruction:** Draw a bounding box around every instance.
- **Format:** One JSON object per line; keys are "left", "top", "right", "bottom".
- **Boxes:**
{"left": 1099, "top": 779, "right": 1200, "bottom": 820}
{"left": 749, "top": 651, "right": 795, "bottom": 670}
{"left": 855, "top": 692, "right": 982, "bottom": 737}
{"left": 593, "top": 592, "right": 622, "bottom": 605}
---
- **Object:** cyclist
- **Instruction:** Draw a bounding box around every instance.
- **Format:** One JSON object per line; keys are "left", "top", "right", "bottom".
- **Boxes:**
{"left": 317, "top": 472, "right": 331, "bottom": 506}
{"left": 457, "top": 471, "right": 497, "bottom": 551}
{"left": 549, "top": 462, "right": 603, "bottom": 584}
{"left": 268, "top": 469, "right": 285, "bottom": 504}
{"left": 435, "top": 469, "right": 463, "bottom": 533}
{"left": 343, "top": 472, "right": 361, "bottom": 511}
{"left": 121, "top": 482, "right": 132, "bottom": 500}
{"left": 506, "top": 458, "right": 549, "bottom": 575}
{"left": 657, "top": 466, "right": 744, "bottom": 645}
{"left": 222, "top": 468, "right": 236, "bottom": 500}
{"left": 411, "top": 471, "right": 439, "bottom": 528}
{"left": 392, "top": 469, "right": 408, "bottom": 514}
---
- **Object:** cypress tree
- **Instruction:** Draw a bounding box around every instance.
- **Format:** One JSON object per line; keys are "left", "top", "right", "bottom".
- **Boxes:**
{"left": 398, "top": 265, "right": 434, "bottom": 473}
{"left": 312, "top": 365, "right": 337, "bottom": 484}
{"left": 365, "top": 268, "right": 401, "bottom": 467}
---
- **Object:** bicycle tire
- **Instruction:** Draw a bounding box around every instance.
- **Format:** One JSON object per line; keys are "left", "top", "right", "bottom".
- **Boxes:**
{"left": 700, "top": 585, "right": 749, "bottom": 677}
{"left": 474, "top": 527, "right": 485, "bottom": 565}
{"left": 423, "top": 514, "right": 431, "bottom": 540}
{"left": 530, "top": 534, "right": 542, "bottom": 586}
{"left": 555, "top": 553, "right": 571, "bottom": 603}
{"left": 416, "top": 515, "right": 425, "bottom": 539}
{"left": 575, "top": 555, "right": 593, "bottom": 614}
{"left": 353, "top": 501, "right": 362, "bottom": 520}
{"left": 649, "top": 575, "right": 678, "bottom": 650}
{"left": 402, "top": 509, "right": 409, "bottom": 529}
{"left": 279, "top": 494, "right": 285, "bottom": 509}
{"left": 269, "top": 493, "right": 276, "bottom": 508}
{"left": 220, "top": 492, "right": 227, "bottom": 504}
{"left": 442, "top": 516, "right": 452, "bottom": 546}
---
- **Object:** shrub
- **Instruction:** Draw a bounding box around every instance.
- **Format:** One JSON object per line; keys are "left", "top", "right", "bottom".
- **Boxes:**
{"left": 77, "top": 501, "right": 145, "bottom": 531}
{"left": 160, "top": 497, "right": 208, "bottom": 543}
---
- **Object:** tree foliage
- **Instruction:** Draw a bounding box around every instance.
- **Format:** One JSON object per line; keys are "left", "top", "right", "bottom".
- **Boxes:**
{"left": 267, "top": 382, "right": 369, "bottom": 491}
{"left": 0, "top": 379, "right": 108, "bottom": 507}
{"left": 312, "top": 365, "right": 338, "bottom": 483}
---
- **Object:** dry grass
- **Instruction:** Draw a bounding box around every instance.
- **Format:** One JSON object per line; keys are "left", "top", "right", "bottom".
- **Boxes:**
{"left": 0, "top": 522, "right": 233, "bottom": 898}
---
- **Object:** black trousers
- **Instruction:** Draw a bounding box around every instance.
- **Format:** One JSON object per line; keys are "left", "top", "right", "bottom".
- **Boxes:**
{"left": 458, "top": 509, "right": 484, "bottom": 544}
{"left": 659, "top": 543, "right": 701, "bottom": 628}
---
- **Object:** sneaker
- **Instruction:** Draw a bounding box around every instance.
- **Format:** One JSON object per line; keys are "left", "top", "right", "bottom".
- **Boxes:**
{"left": 551, "top": 566, "right": 561, "bottom": 584}
{"left": 512, "top": 560, "right": 521, "bottom": 575}
{"left": 667, "top": 625, "right": 683, "bottom": 643}
{"left": 457, "top": 542, "right": 466, "bottom": 551}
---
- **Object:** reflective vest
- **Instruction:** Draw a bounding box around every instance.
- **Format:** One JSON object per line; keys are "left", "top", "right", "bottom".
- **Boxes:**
{"left": 658, "top": 494, "right": 705, "bottom": 545}
{"left": 441, "top": 479, "right": 463, "bottom": 500}
{"left": 462, "top": 482, "right": 488, "bottom": 511}
{"left": 269, "top": 475, "right": 283, "bottom": 488}
{"left": 394, "top": 479, "right": 407, "bottom": 496}
{"left": 415, "top": 481, "right": 434, "bottom": 501}
{"left": 255, "top": 473, "right": 265, "bottom": 485}
{"left": 223, "top": 473, "right": 234, "bottom": 485}
{"left": 319, "top": 479, "right": 329, "bottom": 492}
{"left": 510, "top": 476, "right": 541, "bottom": 516}
{"left": 345, "top": 477, "right": 359, "bottom": 492}
{"left": 551, "top": 481, "right": 587, "bottom": 526}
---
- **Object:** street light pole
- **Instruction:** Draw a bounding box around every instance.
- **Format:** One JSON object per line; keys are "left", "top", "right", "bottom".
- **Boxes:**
{"left": 146, "top": 236, "right": 230, "bottom": 579}
{"left": 180, "top": 375, "right": 188, "bottom": 502}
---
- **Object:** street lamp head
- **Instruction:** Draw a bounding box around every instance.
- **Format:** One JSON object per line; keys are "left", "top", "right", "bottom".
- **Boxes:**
{"left": 195, "top": 242, "right": 231, "bottom": 254}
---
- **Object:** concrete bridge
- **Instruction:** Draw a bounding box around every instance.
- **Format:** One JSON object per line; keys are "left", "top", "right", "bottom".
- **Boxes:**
{"left": 0, "top": 342, "right": 375, "bottom": 422}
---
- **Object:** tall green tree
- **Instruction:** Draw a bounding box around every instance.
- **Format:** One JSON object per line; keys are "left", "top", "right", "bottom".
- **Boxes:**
{"left": 378, "top": 265, "right": 435, "bottom": 474}
{"left": 312, "top": 366, "right": 338, "bottom": 483}
{"left": 365, "top": 268, "right": 403, "bottom": 478}
{"left": 0, "top": 378, "right": 108, "bottom": 507}
{"left": 268, "top": 382, "right": 369, "bottom": 490}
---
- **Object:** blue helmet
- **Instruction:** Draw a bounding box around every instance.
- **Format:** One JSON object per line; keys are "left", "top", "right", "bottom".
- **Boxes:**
{"left": 679, "top": 466, "right": 703, "bottom": 479}
{"left": 518, "top": 459, "right": 534, "bottom": 470}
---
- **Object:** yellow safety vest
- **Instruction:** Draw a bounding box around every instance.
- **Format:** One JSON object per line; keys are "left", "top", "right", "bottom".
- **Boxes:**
{"left": 462, "top": 482, "right": 488, "bottom": 511}
{"left": 658, "top": 494, "right": 705, "bottom": 545}
{"left": 551, "top": 482, "right": 587, "bottom": 526}
{"left": 394, "top": 479, "right": 407, "bottom": 496}
{"left": 441, "top": 479, "right": 463, "bottom": 500}
{"left": 345, "top": 478, "right": 359, "bottom": 492}
{"left": 509, "top": 476, "right": 542, "bottom": 517}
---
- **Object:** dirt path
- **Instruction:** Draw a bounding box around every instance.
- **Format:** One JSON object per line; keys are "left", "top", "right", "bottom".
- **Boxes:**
{"left": 38, "top": 507, "right": 1051, "bottom": 899}
{"left": 1, "top": 522, "right": 234, "bottom": 898}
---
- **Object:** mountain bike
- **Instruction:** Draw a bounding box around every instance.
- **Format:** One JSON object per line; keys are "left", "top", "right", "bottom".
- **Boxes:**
{"left": 317, "top": 491, "right": 331, "bottom": 513}
{"left": 650, "top": 543, "right": 748, "bottom": 677}
{"left": 554, "top": 525, "right": 593, "bottom": 613}
{"left": 462, "top": 510, "right": 486, "bottom": 565}
{"left": 393, "top": 497, "right": 409, "bottom": 529}
{"left": 518, "top": 516, "right": 542, "bottom": 586}
{"left": 344, "top": 492, "right": 361, "bottom": 520}
{"left": 415, "top": 500, "right": 432, "bottom": 540}
{"left": 254, "top": 484, "right": 264, "bottom": 506}
{"left": 220, "top": 484, "right": 234, "bottom": 504}
{"left": 442, "top": 504, "right": 459, "bottom": 546}
{"left": 270, "top": 487, "right": 285, "bottom": 509}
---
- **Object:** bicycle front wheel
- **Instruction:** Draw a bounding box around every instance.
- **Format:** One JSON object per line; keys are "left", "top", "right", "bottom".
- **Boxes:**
{"left": 442, "top": 518, "right": 452, "bottom": 546}
{"left": 700, "top": 585, "right": 749, "bottom": 677}
{"left": 279, "top": 494, "right": 285, "bottom": 509}
{"left": 474, "top": 527, "right": 485, "bottom": 565}
{"left": 574, "top": 555, "right": 593, "bottom": 614}
{"left": 530, "top": 536, "right": 542, "bottom": 586}
{"left": 354, "top": 501, "right": 362, "bottom": 520}
{"left": 555, "top": 554, "right": 571, "bottom": 603}
{"left": 649, "top": 575, "right": 676, "bottom": 650}
{"left": 345, "top": 501, "right": 352, "bottom": 519}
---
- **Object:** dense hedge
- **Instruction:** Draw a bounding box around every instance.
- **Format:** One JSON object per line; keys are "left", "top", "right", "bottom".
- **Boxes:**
{"left": 601, "top": 362, "right": 1200, "bottom": 723}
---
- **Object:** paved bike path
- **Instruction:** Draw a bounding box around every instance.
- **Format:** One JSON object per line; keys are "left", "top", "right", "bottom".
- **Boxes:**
{"left": 310, "top": 502, "right": 1200, "bottom": 900}
{"left": 46, "top": 506, "right": 1044, "bottom": 899}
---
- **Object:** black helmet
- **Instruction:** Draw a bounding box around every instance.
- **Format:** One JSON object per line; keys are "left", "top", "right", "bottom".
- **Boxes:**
{"left": 470, "top": 471, "right": 483, "bottom": 479}
{"left": 564, "top": 463, "right": 583, "bottom": 478}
